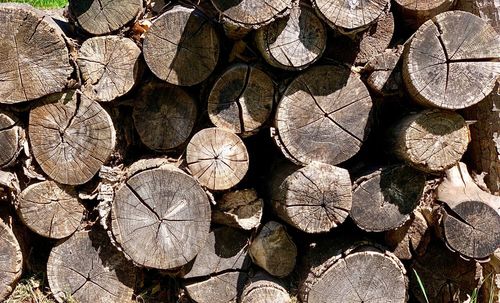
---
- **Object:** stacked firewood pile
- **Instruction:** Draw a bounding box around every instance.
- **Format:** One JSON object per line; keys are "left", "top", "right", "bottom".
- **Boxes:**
{"left": 0, "top": 0, "right": 499, "bottom": 302}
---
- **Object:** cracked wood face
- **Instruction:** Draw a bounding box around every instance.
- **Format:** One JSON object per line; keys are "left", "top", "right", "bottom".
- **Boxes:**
{"left": 69, "top": 0, "right": 143, "bottom": 35}
{"left": 351, "top": 165, "right": 426, "bottom": 232}
{"left": 403, "top": 11, "right": 500, "bottom": 109}
{"left": 212, "top": 188, "right": 263, "bottom": 230}
{"left": 271, "top": 162, "right": 352, "bottom": 233}
{"left": 0, "top": 220, "right": 22, "bottom": 302}
{"left": 394, "top": 0, "right": 455, "bottom": 29}
{"left": 111, "top": 166, "right": 211, "bottom": 270}
{"left": 312, "top": 0, "right": 390, "bottom": 32}
{"left": 275, "top": 65, "right": 373, "bottom": 166}
{"left": 186, "top": 127, "right": 249, "bottom": 191}
{"left": 77, "top": 36, "right": 141, "bottom": 102}
{"left": 133, "top": 82, "right": 197, "bottom": 151}
{"left": 208, "top": 64, "right": 274, "bottom": 136}
{"left": 255, "top": 4, "right": 326, "bottom": 70}
{"left": 17, "top": 181, "right": 84, "bottom": 239}
{"left": 0, "top": 112, "right": 23, "bottom": 168}
{"left": 241, "top": 272, "right": 291, "bottom": 303}
{"left": 0, "top": 4, "right": 73, "bottom": 104}
{"left": 29, "top": 91, "right": 116, "bottom": 185}
{"left": 392, "top": 109, "right": 470, "bottom": 173}
{"left": 143, "top": 6, "right": 219, "bottom": 86}
{"left": 47, "top": 229, "right": 136, "bottom": 303}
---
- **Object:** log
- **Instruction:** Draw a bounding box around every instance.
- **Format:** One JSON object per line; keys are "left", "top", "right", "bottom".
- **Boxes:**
{"left": 456, "top": 0, "right": 500, "bottom": 33}
{"left": 364, "top": 49, "right": 404, "bottom": 96}
{"left": 0, "top": 4, "right": 73, "bottom": 104}
{"left": 391, "top": 109, "right": 470, "bottom": 173}
{"left": 207, "top": 64, "right": 274, "bottom": 136}
{"left": 29, "top": 91, "right": 116, "bottom": 185}
{"left": 403, "top": 11, "right": 500, "bottom": 109}
{"left": 275, "top": 65, "right": 373, "bottom": 166}
{"left": 254, "top": 3, "right": 327, "bottom": 70}
{"left": 240, "top": 272, "right": 291, "bottom": 303}
{"left": 47, "top": 228, "right": 136, "bottom": 303}
{"left": 351, "top": 165, "right": 426, "bottom": 232}
{"left": 16, "top": 181, "right": 84, "bottom": 239}
{"left": 110, "top": 164, "right": 211, "bottom": 270}
{"left": 0, "top": 219, "right": 22, "bottom": 302}
{"left": 68, "top": 0, "right": 143, "bottom": 35}
{"left": 133, "top": 81, "right": 197, "bottom": 152}
{"left": 394, "top": 0, "right": 455, "bottom": 29}
{"left": 143, "top": 5, "right": 219, "bottom": 86}
{"left": 270, "top": 161, "right": 352, "bottom": 233}
{"left": 300, "top": 242, "right": 408, "bottom": 303}
{"left": 212, "top": 188, "right": 263, "bottom": 231}
{"left": 248, "top": 221, "right": 297, "bottom": 277}
{"left": 0, "top": 112, "right": 24, "bottom": 168}
{"left": 77, "top": 35, "right": 141, "bottom": 102}
{"left": 312, "top": 0, "right": 390, "bottom": 33}
{"left": 186, "top": 127, "right": 249, "bottom": 191}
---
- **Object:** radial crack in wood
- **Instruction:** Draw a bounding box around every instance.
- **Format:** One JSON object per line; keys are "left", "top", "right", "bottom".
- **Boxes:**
{"left": 0, "top": 219, "right": 22, "bottom": 302}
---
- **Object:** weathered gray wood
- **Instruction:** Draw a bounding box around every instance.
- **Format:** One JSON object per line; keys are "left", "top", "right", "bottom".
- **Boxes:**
{"left": 133, "top": 81, "right": 197, "bottom": 151}
{"left": 351, "top": 165, "right": 426, "bottom": 232}
{"left": 186, "top": 127, "right": 249, "bottom": 191}
{"left": 456, "top": 0, "right": 500, "bottom": 33}
{"left": 69, "top": 0, "right": 143, "bottom": 35}
{"left": 29, "top": 91, "right": 116, "bottom": 185}
{"left": 403, "top": 11, "right": 500, "bottom": 109}
{"left": 254, "top": 3, "right": 327, "bottom": 70}
{"left": 0, "top": 112, "right": 23, "bottom": 168}
{"left": 0, "top": 219, "right": 22, "bottom": 302}
{"left": 275, "top": 65, "right": 373, "bottom": 166}
{"left": 17, "top": 181, "right": 84, "bottom": 239}
{"left": 78, "top": 35, "right": 141, "bottom": 102}
{"left": 394, "top": 0, "right": 455, "bottom": 29}
{"left": 143, "top": 5, "right": 219, "bottom": 86}
{"left": 0, "top": 4, "right": 73, "bottom": 104}
{"left": 111, "top": 164, "right": 211, "bottom": 270}
{"left": 212, "top": 188, "right": 263, "bottom": 231}
{"left": 271, "top": 161, "right": 352, "bottom": 233}
{"left": 391, "top": 109, "right": 470, "bottom": 173}
{"left": 241, "top": 272, "right": 291, "bottom": 303}
{"left": 365, "top": 50, "right": 403, "bottom": 96}
{"left": 208, "top": 64, "right": 274, "bottom": 136}
{"left": 47, "top": 228, "right": 136, "bottom": 303}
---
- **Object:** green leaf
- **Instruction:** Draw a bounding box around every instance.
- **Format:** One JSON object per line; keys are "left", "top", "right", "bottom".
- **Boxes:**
{"left": 413, "top": 269, "right": 430, "bottom": 303}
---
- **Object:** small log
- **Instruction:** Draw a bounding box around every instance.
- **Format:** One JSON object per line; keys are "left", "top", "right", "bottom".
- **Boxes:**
{"left": 184, "top": 227, "right": 250, "bottom": 303}
{"left": 143, "top": 5, "right": 219, "bottom": 86}
{"left": 403, "top": 11, "right": 500, "bottom": 109}
{"left": 16, "top": 181, "right": 84, "bottom": 239}
{"left": 68, "top": 0, "right": 143, "bottom": 35}
{"left": 254, "top": 3, "right": 327, "bottom": 70}
{"left": 212, "top": 188, "right": 263, "bottom": 231}
{"left": 248, "top": 221, "right": 297, "bottom": 277}
{"left": 394, "top": 0, "right": 455, "bottom": 29}
{"left": 270, "top": 161, "right": 352, "bottom": 233}
{"left": 312, "top": 0, "right": 390, "bottom": 33}
{"left": 29, "top": 91, "right": 116, "bottom": 185}
{"left": 0, "top": 4, "right": 73, "bottom": 104}
{"left": 186, "top": 127, "right": 249, "bottom": 191}
{"left": 364, "top": 49, "right": 404, "bottom": 96}
{"left": 391, "top": 109, "right": 470, "bottom": 173}
{"left": 77, "top": 35, "right": 141, "bottom": 102}
{"left": 240, "top": 272, "right": 291, "bottom": 303}
{"left": 110, "top": 164, "right": 211, "bottom": 270}
{"left": 456, "top": 0, "right": 500, "bottom": 33}
{"left": 47, "top": 228, "right": 136, "bottom": 303}
{"left": 275, "top": 65, "right": 373, "bottom": 166}
{"left": 0, "top": 112, "right": 24, "bottom": 168}
{"left": 351, "top": 165, "right": 426, "bottom": 232}
{"left": 0, "top": 219, "right": 22, "bottom": 302}
{"left": 300, "top": 242, "right": 407, "bottom": 303}
{"left": 208, "top": 64, "right": 274, "bottom": 136}
{"left": 133, "top": 81, "right": 197, "bottom": 152}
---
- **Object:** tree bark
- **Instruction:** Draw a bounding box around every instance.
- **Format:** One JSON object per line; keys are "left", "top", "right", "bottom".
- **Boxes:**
{"left": 68, "top": 0, "right": 143, "bottom": 35}
{"left": 403, "top": 11, "right": 500, "bottom": 109}
{"left": 240, "top": 272, "right": 291, "bottom": 303}
{"left": 208, "top": 64, "right": 274, "bottom": 136}
{"left": 186, "top": 127, "right": 249, "bottom": 191}
{"left": 143, "top": 5, "right": 219, "bottom": 86}
{"left": 212, "top": 188, "right": 263, "bottom": 231}
{"left": 0, "top": 112, "right": 24, "bottom": 168}
{"left": 29, "top": 91, "right": 116, "bottom": 185}
{"left": 0, "top": 4, "right": 73, "bottom": 104}
{"left": 275, "top": 65, "right": 373, "bottom": 166}
{"left": 0, "top": 219, "right": 22, "bottom": 302}
{"left": 77, "top": 35, "right": 141, "bottom": 102}
{"left": 394, "top": 0, "right": 455, "bottom": 29}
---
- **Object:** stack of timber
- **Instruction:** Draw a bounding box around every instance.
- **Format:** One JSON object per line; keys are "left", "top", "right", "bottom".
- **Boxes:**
{"left": 0, "top": 0, "right": 498, "bottom": 302}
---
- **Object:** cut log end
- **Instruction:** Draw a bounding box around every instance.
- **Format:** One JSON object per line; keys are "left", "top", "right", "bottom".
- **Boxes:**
{"left": 241, "top": 273, "right": 291, "bottom": 303}
{"left": 394, "top": 0, "right": 455, "bottom": 29}
{"left": 212, "top": 188, "right": 263, "bottom": 230}
{"left": 365, "top": 50, "right": 403, "bottom": 96}
{"left": 0, "top": 112, "right": 23, "bottom": 168}
{"left": 0, "top": 220, "right": 22, "bottom": 302}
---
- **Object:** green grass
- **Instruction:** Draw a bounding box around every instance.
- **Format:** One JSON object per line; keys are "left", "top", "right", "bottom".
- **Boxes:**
{"left": 0, "top": 0, "right": 68, "bottom": 9}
